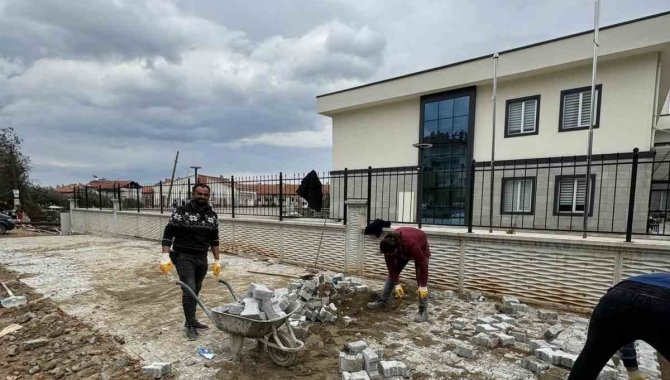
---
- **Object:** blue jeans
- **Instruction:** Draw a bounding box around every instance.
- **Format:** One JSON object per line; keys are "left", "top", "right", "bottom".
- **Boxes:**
{"left": 568, "top": 281, "right": 670, "bottom": 379}
{"left": 171, "top": 252, "right": 208, "bottom": 326}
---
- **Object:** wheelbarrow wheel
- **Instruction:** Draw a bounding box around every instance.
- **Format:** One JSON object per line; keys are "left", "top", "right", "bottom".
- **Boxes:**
{"left": 267, "top": 330, "right": 297, "bottom": 367}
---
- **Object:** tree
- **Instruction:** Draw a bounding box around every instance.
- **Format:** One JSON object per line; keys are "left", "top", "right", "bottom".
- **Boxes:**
{"left": 0, "top": 127, "right": 31, "bottom": 208}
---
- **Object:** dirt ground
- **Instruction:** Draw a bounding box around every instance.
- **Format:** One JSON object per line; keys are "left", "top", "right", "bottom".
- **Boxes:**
{"left": 0, "top": 234, "right": 667, "bottom": 380}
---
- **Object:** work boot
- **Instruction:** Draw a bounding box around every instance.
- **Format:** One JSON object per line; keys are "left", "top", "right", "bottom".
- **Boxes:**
{"left": 186, "top": 320, "right": 209, "bottom": 330}
{"left": 367, "top": 279, "right": 394, "bottom": 310}
{"left": 414, "top": 297, "right": 429, "bottom": 323}
{"left": 185, "top": 324, "right": 198, "bottom": 341}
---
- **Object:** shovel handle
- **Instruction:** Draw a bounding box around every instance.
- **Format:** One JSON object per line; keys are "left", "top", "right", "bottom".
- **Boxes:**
{"left": 1, "top": 282, "right": 14, "bottom": 297}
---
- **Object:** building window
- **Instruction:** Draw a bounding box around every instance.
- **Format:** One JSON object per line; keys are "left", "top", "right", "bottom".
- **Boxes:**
{"left": 554, "top": 175, "right": 595, "bottom": 215}
{"left": 502, "top": 177, "right": 535, "bottom": 214}
{"left": 650, "top": 190, "right": 668, "bottom": 212}
{"left": 559, "top": 85, "right": 602, "bottom": 131}
{"left": 505, "top": 96, "right": 540, "bottom": 137}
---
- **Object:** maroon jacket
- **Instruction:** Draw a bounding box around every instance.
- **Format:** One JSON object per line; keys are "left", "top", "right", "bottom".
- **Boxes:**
{"left": 384, "top": 227, "right": 430, "bottom": 287}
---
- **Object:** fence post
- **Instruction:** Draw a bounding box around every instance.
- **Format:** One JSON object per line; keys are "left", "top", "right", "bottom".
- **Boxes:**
{"left": 98, "top": 185, "right": 102, "bottom": 210}
{"left": 343, "top": 168, "right": 348, "bottom": 225}
{"left": 159, "top": 181, "right": 164, "bottom": 214}
{"left": 136, "top": 187, "right": 140, "bottom": 213}
{"left": 188, "top": 178, "right": 191, "bottom": 201}
{"left": 279, "top": 172, "right": 284, "bottom": 222}
{"left": 231, "top": 176, "right": 235, "bottom": 218}
{"left": 366, "top": 166, "right": 372, "bottom": 226}
{"left": 625, "top": 148, "right": 639, "bottom": 242}
{"left": 85, "top": 186, "right": 89, "bottom": 209}
{"left": 468, "top": 160, "right": 476, "bottom": 233}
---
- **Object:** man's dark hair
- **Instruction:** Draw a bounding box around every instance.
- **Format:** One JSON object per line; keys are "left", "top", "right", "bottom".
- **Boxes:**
{"left": 380, "top": 232, "right": 400, "bottom": 254}
{"left": 192, "top": 183, "right": 211, "bottom": 193}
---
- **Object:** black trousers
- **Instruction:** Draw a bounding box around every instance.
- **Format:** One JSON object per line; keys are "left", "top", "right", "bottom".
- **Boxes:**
{"left": 568, "top": 281, "right": 670, "bottom": 379}
{"left": 171, "top": 252, "right": 208, "bottom": 326}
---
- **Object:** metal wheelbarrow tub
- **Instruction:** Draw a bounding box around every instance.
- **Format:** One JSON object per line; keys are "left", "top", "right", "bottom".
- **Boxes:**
{"left": 176, "top": 279, "right": 305, "bottom": 367}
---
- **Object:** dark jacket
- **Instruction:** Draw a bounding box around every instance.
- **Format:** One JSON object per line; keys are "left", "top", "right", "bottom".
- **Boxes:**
{"left": 162, "top": 200, "right": 219, "bottom": 255}
{"left": 384, "top": 227, "right": 430, "bottom": 287}
{"left": 296, "top": 170, "right": 322, "bottom": 211}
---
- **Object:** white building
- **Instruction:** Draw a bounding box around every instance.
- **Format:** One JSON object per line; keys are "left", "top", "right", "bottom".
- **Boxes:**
{"left": 318, "top": 12, "right": 670, "bottom": 234}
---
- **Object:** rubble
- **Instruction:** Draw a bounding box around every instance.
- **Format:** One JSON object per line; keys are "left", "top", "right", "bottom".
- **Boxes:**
{"left": 141, "top": 362, "right": 171, "bottom": 379}
{"left": 341, "top": 340, "right": 409, "bottom": 379}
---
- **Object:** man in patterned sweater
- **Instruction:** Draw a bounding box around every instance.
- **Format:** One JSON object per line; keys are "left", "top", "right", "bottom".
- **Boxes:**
{"left": 160, "top": 183, "right": 221, "bottom": 341}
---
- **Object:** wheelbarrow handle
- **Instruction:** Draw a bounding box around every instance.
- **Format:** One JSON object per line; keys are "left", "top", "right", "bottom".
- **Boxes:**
{"left": 218, "top": 279, "right": 240, "bottom": 302}
{"left": 175, "top": 280, "right": 213, "bottom": 320}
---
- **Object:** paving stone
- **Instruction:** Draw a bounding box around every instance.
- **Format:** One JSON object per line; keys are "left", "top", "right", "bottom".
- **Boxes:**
{"left": 544, "top": 324, "right": 565, "bottom": 341}
{"left": 339, "top": 352, "right": 363, "bottom": 373}
{"left": 493, "top": 314, "right": 517, "bottom": 325}
{"left": 286, "top": 293, "right": 298, "bottom": 303}
{"left": 597, "top": 367, "right": 618, "bottom": 380}
{"left": 491, "top": 332, "right": 515, "bottom": 347}
{"left": 289, "top": 281, "right": 302, "bottom": 290}
{"left": 354, "top": 285, "right": 369, "bottom": 292}
{"left": 510, "top": 302, "right": 529, "bottom": 313}
{"left": 250, "top": 283, "right": 274, "bottom": 300}
{"left": 476, "top": 316, "right": 497, "bottom": 325}
{"left": 22, "top": 338, "right": 50, "bottom": 350}
{"left": 345, "top": 341, "right": 369, "bottom": 354}
{"left": 502, "top": 295, "right": 520, "bottom": 305}
{"left": 509, "top": 330, "right": 528, "bottom": 343}
{"left": 538, "top": 309, "right": 559, "bottom": 322}
{"left": 361, "top": 347, "right": 380, "bottom": 379}
{"left": 535, "top": 347, "right": 556, "bottom": 364}
{"left": 475, "top": 324, "right": 499, "bottom": 334}
{"left": 452, "top": 318, "right": 467, "bottom": 330}
{"left": 261, "top": 298, "right": 286, "bottom": 320}
{"left": 379, "top": 361, "right": 408, "bottom": 378}
{"left": 332, "top": 273, "right": 344, "bottom": 282}
{"left": 554, "top": 350, "right": 578, "bottom": 368}
{"left": 444, "top": 290, "right": 457, "bottom": 299}
{"left": 273, "top": 288, "right": 289, "bottom": 297}
{"left": 342, "top": 370, "right": 371, "bottom": 380}
{"left": 454, "top": 344, "right": 476, "bottom": 358}
{"left": 240, "top": 297, "right": 261, "bottom": 320}
{"left": 492, "top": 322, "right": 514, "bottom": 333}
{"left": 529, "top": 339, "right": 553, "bottom": 352}
{"left": 141, "top": 362, "right": 171, "bottom": 378}
{"left": 521, "top": 356, "right": 550, "bottom": 374}
{"left": 472, "top": 332, "right": 500, "bottom": 349}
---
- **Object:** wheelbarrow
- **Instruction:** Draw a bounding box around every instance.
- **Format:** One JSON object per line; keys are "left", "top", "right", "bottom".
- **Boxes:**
{"left": 176, "top": 279, "right": 305, "bottom": 367}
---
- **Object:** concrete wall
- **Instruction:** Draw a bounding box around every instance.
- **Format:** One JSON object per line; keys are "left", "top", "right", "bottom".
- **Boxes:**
{"left": 70, "top": 207, "right": 670, "bottom": 311}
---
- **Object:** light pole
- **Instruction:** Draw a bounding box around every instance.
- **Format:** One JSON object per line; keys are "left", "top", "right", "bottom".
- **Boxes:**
{"left": 190, "top": 166, "right": 202, "bottom": 184}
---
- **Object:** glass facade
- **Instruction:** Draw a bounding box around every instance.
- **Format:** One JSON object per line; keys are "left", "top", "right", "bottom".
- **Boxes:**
{"left": 420, "top": 93, "right": 472, "bottom": 225}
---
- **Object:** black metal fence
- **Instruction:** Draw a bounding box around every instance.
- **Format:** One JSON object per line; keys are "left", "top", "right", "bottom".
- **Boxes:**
{"left": 72, "top": 148, "right": 670, "bottom": 239}
{"left": 73, "top": 172, "right": 340, "bottom": 221}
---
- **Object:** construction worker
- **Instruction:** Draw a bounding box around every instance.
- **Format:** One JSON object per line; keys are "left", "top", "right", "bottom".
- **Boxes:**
{"left": 568, "top": 272, "right": 670, "bottom": 380}
{"left": 160, "top": 184, "right": 221, "bottom": 341}
{"left": 367, "top": 227, "right": 430, "bottom": 323}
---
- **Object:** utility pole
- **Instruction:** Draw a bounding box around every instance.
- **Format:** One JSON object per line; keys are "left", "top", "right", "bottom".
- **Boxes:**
{"left": 166, "top": 151, "right": 179, "bottom": 207}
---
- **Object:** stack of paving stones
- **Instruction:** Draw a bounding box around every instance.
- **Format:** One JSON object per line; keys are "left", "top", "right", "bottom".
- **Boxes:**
{"left": 339, "top": 340, "right": 410, "bottom": 380}
{"left": 213, "top": 273, "right": 368, "bottom": 326}
{"left": 451, "top": 294, "right": 620, "bottom": 379}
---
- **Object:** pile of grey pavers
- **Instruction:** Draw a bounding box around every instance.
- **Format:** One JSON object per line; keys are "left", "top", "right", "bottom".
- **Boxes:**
{"left": 214, "top": 283, "right": 292, "bottom": 320}
{"left": 452, "top": 294, "right": 619, "bottom": 379}
{"left": 214, "top": 273, "right": 368, "bottom": 325}
{"left": 339, "top": 340, "right": 409, "bottom": 380}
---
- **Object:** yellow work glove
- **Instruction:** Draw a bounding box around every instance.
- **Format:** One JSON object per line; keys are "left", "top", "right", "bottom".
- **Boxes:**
{"left": 212, "top": 260, "right": 221, "bottom": 276}
{"left": 393, "top": 284, "right": 405, "bottom": 299}
{"left": 417, "top": 286, "right": 429, "bottom": 299}
{"left": 159, "top": 252, "right": 173, "bottom": 274}
{"left": 628, "top": 371, "right": 647, "bottom": 380}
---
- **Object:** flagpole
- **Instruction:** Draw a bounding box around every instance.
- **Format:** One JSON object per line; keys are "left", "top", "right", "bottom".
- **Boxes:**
{"left": 583, "top": 0, "right": 600, "bottom": 238}
{"left": 489, "top": 52, "right": 499, "bottom": 233}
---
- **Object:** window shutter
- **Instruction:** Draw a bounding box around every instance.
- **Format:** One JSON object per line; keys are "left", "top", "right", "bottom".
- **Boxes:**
{"left": 562, "top": 93, "right": 580, "bottom": 129}
{"left": 575, "top": 177, "right": 587, "bottom": 211}
{"left": 508, "top": 102, "right": 523, "bottom": 134}
{"left": 522, "top": 100, "right": 536, "bottom": 132}
{"left": 580, "top": 90, "right": 592, "bottom": 127}
{"left": 503, "top": 180, "right": 514, "bottom": 212}
{"left": 559, "top": 177, "right": 574, "bottom": 208}
{"left": 520, "top": 179, "right": 533, "bottom": 212}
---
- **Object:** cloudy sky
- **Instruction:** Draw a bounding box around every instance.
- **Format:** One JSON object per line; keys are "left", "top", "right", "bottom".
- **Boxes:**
{"left": 1, "top": 0, "right": 668, "bottom": 185}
